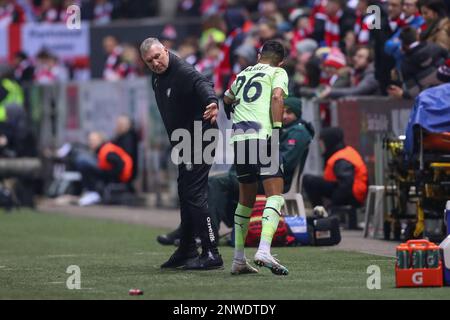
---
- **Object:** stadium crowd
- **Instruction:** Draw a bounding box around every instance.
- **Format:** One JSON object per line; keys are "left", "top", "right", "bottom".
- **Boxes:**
{"left": 0, "top": 0, "right": 158, "bottom": 25}
{"left": 2, "top": 0, "right": 449, "bottom": 99}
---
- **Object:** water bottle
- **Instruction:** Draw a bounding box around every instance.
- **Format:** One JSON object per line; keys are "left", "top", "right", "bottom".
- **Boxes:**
{"left": 440, "top": 235, "right": 450, "bottom": 286}
{"left": 446, "top": 201, "right": 450, "bottom": 236}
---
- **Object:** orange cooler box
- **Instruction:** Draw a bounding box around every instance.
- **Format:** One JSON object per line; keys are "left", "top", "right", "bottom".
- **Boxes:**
{"left": 395, "top": 239, "right": 443, "bottom": 288}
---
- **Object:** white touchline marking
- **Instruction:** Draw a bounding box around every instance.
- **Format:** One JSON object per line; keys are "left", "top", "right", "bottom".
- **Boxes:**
{"left": 48, "top": 282, "right": 65, "bottom": 284}
{"left": 46, "top": 254, "right": 78, "bottom": 258}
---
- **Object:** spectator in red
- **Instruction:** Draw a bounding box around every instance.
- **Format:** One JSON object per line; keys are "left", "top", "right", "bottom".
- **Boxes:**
{"left": 195, "top": 42, "right": 221, "bottom": 81}
{"left": 385, "top": 0, "right": 425, "bottom": 70}
{"left": 0, "top": 0, "right": 25, "bottom": 26}
{"left": 115, "top": 44, "right": 139, "bottom": 79}
{"left": 289, "top": 8, "right": 313, "bottom": 58}
{"left": 312, "top": 0, "right": 357, "bottom": 50}
{"left": 387, "top": 0, "right": 403, "bottom": 31}
{"left": 34, "top": 50, "right": 69, "bottom": 84}
{"left": 36, "top": 0, "right": 59, "bottom": 23}
{"left": 353, "top": 0, "right": 375, "bottom": 45}
{"left": 102, "top": 35, "right": 123, "bottom": 81}
{"left": 92, "top": 0, "right": 113, "bottom": 24}
{"left": 160, "top": 24, "right": 178, "bottom": 52}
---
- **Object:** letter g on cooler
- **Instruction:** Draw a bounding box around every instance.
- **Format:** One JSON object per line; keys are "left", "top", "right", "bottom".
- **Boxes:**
{"left": 412, "top": 272, "right": 424, "bottom": 285}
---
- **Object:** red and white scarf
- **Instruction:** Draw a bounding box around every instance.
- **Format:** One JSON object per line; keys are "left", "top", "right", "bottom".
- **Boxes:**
{"left": 324, "top": 10, "right": 343, "bottom": 48}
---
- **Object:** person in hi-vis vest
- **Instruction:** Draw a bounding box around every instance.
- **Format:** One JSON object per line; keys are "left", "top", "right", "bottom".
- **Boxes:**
{"left": 77, "top": 131, "right": 133, "bottom": 206}
{"left": 302, "top": 127, "right": 368, "bottom": 209}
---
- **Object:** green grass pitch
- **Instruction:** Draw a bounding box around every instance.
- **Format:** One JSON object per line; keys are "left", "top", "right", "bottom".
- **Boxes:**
{"left": 0, "top": 210, "right": 449, "bottom": 300}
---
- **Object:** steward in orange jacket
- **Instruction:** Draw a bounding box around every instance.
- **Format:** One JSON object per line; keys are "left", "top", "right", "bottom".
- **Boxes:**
{"left": 302, "top": 127, "right": 368, "bottom": 209}
{"left": 97, "top": 142, "right": 133, "bottom": 183}
{"left": 77, "top": 131, "right": 133, "bottom": 206}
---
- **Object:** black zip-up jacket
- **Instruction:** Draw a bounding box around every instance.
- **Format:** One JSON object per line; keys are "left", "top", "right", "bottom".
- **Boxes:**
{"left": 152, "top": 52, "right": 219, "bottom": 146}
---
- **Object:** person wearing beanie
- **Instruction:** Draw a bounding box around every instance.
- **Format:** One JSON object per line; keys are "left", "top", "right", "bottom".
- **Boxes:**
{"left": 302, "top": 127, "right": 368, "bottom": 229}
{"left": 281, "top": 97, "right": 315, "bottom": 190}
{"left": 322, "top": 48, "right": 351, "bottom": 88}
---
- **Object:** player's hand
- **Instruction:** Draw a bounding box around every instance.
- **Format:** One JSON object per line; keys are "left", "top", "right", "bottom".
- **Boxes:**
{"left": 203, "top": 102, "right": 219, "bottom": 124}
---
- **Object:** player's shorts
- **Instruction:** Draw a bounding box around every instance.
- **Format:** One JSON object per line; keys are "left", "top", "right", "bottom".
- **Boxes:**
{"left": 233, "top": 138, "right": 283, "bottom": 184}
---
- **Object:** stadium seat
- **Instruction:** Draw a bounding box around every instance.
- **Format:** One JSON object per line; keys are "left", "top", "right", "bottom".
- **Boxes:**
{"left": 283, "top": 162, "right": 306, "bottom": 217}
{"left": 363, "top": 185, "right": 386, "bottom": 239}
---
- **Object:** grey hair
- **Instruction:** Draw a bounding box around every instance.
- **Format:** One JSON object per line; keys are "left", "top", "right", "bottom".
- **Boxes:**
{"left": 140, "top": 37, "right": 163, "bottom": 57}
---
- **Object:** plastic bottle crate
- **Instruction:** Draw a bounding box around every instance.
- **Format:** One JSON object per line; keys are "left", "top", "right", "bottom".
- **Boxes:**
{"left": 395, "top": 240, "right": 443, "bottom": 288}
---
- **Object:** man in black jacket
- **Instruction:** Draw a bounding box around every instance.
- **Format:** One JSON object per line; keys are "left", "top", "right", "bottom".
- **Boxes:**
{"left": 387, "top": 26, "right": 448, "bottom": 99}
{"left": 140, "top": 37, "right": 222, "bottom": 270}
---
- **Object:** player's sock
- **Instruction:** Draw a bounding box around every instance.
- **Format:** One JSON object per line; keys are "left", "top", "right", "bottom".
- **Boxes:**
{"left": 259, "top": 195, "right": 284, "bottom": 254}
{"left": 234, "top": 203, "right": 253, "bottom": 261}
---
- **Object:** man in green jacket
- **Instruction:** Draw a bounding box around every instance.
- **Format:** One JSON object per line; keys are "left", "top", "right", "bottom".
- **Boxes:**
{"left": 157, "top": 96, "right": 315, "bottom": 245}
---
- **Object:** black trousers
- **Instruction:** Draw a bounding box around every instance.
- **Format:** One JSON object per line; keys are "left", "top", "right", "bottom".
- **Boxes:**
{"left": 302, "top": 174, "right": 337, "bottom": 207}
{"left": 178, "top": 161, "right": 218, "bottom": 251}
{"left": 302, "top": 174, "right": 359, "bottom": 207}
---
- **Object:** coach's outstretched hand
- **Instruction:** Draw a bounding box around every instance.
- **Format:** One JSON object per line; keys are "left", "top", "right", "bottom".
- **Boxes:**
{"left": 203, "top": 102, "right": 219, "bottom": 124}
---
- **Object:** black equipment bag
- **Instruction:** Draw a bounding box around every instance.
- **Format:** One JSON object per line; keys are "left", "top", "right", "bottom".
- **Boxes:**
{"left": 307, "top": 215, "right": 341, "bottom": 246}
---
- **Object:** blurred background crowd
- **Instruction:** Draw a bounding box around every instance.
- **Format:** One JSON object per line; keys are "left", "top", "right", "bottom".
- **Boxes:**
{"left": 3, "top": 0, "right": 450, "bottom": 98}
{"left": 0, "top": 0, "right": 449, "bottom": 209}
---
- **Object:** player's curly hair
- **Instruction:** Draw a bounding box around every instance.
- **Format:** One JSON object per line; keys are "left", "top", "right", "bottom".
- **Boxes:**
{"left": 260, "top": 40, "right": 285, "bottom": 65}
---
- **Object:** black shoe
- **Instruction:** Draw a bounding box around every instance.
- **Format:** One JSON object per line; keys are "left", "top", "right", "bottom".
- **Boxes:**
{"left": 157, "top": 228, "right": 181, "bottom": 246}
{"left": 174, "top": 237, "right": 202, "bottom": 248}
{"left": 183, "top": 249, "right": 223, "bottom": 270}
{"left": 160, "top": 247, "right": 199, "bottom": 269}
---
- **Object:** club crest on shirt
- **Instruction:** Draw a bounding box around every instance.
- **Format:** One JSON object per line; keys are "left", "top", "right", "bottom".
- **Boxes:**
{"left": 167, "top": 88, "right": 171, "bottom": 97}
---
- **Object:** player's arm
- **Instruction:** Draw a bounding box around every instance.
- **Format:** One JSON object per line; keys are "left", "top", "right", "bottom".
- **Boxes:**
{"left": 223, "top": 80, "right": 239, "bottom": 120}
{"left": 223, "top": 88, "right": 235, "bottom": 105}
{"left": 271, "top": 69, "right": 289, "bottom": 129}
{"left": 271, "top": 87, "right": 284, "bottom": 129}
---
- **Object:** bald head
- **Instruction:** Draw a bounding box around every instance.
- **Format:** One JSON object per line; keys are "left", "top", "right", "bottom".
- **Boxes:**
{"left": 88, "top": 131, "right": 105, "bottom": 151}
{"left": 140, "top": 37, "right": 170, "bottom": 74}
{"left": 116, "top": 115, "right": 132, "bottom": 135}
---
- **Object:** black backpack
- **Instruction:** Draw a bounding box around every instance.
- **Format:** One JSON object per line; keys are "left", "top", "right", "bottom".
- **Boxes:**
{"left": 307, "top": 215, "right": 341, "bottom": 246}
